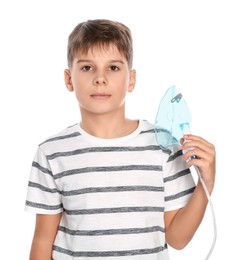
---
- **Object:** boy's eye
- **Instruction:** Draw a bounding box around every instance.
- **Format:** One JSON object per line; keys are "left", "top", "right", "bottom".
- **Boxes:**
{"left": 81, "top": 65, "right": 92, "bottom": 71}
{"left": 109, "top": 65, "right": 119, "bottom": 71}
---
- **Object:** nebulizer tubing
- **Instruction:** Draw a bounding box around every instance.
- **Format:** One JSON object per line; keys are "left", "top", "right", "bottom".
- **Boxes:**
{"left": 155, "top": 85, "right": 217, "bottom": 259}
{"left": 180, "top": 123, "right": 217, "bottom": 260}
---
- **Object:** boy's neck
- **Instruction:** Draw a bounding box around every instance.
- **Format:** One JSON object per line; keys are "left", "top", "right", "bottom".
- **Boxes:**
{"left": 80, "top": 112, "right": 139, "bottom": 139}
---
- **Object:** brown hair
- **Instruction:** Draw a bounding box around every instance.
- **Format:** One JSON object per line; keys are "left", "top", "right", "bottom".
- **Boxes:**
{"left": 67, "top": 19, "right": 133, "bottom": 68}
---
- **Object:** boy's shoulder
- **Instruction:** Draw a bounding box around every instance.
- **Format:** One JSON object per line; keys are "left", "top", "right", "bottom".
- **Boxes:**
{"left": 38, "top": 123, "right": 81, "bottom": 151}
{"left": 140, "top": 119, "right": 155, "bottom": 131}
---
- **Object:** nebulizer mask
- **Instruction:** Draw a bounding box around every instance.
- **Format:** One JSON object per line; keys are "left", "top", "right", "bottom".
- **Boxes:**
{"left": 154, "top": 86, "right": 217, "bottom": 259}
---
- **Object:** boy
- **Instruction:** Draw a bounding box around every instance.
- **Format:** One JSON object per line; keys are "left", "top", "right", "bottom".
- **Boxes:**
{"left": 25, "top": 19, "right": 216, "bottom": 260}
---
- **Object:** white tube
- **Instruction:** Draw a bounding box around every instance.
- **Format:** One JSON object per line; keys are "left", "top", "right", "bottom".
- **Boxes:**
{"left": 180, "top": 123, "right": 217, "bottom": 259}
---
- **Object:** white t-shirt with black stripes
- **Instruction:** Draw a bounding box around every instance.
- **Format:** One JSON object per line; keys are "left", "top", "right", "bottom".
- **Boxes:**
{"left": 25, "top": 120, "right": 195, "bottom": 260}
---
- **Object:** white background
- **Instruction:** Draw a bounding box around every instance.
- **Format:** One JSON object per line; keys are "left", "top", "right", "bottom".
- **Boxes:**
{"left": 0, "top": 0, "right": 240, "bottom": 259}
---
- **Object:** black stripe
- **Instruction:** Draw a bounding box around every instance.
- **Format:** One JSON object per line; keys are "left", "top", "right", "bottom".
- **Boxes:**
{"left": 154, "top": 128, "right": 179, "bottom": 142}
{"left": 140, "top": 128, "right": 172, "bottom": 154}
{"left": 53, "top": 244, "right": 168, "bottom": 257}
{"left": 32, "top": 161, "right": 52, "bottom": 176}
{"left": 67, "top": 123, "right": 78, "bottom": 128}
{"left": 167, "top": 150, "right": 183, "bottom": 162}
{"left": 58, "top": 225, "right": 165, "bottom": 236}
{"left": 140, "top": 129, "right": 155, "bottom": 134}
{"left": 40, "top": 132, "right": 81, "bottom": 145}
{"left": 25, "top": 200, "right": 62, "bottom": 210}
{"left": 164, "top": 168, "right": 191, "bottom": 183}
{"left": 62, "top": 185, "right": 164, "bottom": 196}
{"left": 64, "top": 206, "right": 164, "bottom": 215}
{"left": 165, "top": 186, "right": 195, "bottom": 202}
{"left": 54, "top": 165, "right": 162, "bottom": 180}
{"left": 154, "top": 128, "right": 170, "bottom": 134}
{"left": 46, "top": 145, "right": 162, "bottom": 160}
{"left": 28, "top": 181, "right": 60, "bottom": 194}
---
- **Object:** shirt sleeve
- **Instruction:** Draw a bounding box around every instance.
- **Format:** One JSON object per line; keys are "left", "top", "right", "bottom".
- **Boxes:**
{"left": 163, "top": 144, "right": 196, "bottom": 211}
{"left": 25, "top": 146, "right": 63, "bottom": 214}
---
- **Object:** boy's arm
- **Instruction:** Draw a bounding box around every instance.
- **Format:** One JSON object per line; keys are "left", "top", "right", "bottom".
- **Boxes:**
{"left": 29, "top": 213, "right": 62, "bottom": 260}
{"left": 164, "top": 134, "right": 216, "bottom": 249}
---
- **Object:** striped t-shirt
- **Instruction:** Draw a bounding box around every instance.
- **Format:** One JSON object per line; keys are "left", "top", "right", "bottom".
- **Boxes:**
{"left": 25, "top": 120, "right": 195, "bottom": 260}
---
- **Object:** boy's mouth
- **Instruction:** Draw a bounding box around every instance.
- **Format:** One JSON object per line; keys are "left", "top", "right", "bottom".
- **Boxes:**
{"left": 90, "top": 93, "right": 111, "bottom": 99}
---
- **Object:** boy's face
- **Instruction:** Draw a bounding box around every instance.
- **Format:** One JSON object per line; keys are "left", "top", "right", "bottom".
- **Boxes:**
{"left": 65, "top": 43, "right": 136, "bottom": 118}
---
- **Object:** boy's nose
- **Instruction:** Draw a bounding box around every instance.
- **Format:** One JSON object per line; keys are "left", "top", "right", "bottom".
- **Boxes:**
{"left": 93, "top": 75, "right": 107, "bottom": 86}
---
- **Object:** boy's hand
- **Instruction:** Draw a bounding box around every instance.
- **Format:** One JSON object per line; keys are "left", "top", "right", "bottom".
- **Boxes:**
{"left": 181, "top": 134, "right": 216, "bottom": 193}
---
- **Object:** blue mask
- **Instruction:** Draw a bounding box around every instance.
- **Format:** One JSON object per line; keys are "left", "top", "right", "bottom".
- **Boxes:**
{"left": 154, "top": 85, "right": 192, "bottom": 149}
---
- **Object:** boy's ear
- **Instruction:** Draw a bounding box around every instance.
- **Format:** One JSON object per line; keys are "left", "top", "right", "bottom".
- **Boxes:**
{"left": 128, "top": 69, "right": 136, "bottom": 92}
{"left": 64, "top": 69, "right": 74, "bottom": 92}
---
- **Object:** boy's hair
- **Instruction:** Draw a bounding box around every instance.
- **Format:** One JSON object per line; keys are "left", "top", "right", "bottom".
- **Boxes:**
{"left": 67, "top": 19, "right": 133, "bottom": 69}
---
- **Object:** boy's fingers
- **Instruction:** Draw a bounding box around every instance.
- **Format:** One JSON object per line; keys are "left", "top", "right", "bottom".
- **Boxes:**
{"left": 183, "top": 134, "right": 214, "bottom": 148}
{"left": 180, "top": 137, "right": 185, "bottom": 145}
